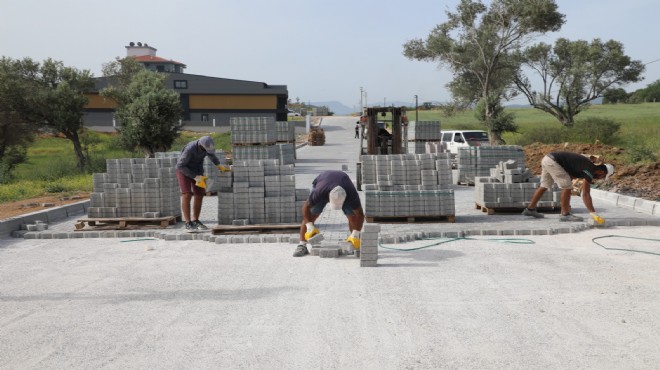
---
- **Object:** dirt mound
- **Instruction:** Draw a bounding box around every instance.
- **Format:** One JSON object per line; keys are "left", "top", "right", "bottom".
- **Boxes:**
{"left": 523, "top": 143, "right": 660, "bottom": 201}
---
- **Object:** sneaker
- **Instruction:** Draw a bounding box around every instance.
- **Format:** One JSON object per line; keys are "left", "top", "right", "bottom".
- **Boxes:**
{"left": 522, "top": 208, "right": 544, "bottom": 218}
{"left": 292, "top": 244, "right": 309, "bottom": 257}
{"left": 185, "top": 221, "right": 197, "bottom": 233}
{"left": 192, "top": 220, "right": 208, "bottom": 231}
{"left": 560, "top": 213, "right": 584, "bottom": 222}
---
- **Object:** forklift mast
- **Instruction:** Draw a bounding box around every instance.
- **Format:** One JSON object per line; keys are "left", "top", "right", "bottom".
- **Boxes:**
{"left": 363, "top": 106, "right": 407, "bottom": 155}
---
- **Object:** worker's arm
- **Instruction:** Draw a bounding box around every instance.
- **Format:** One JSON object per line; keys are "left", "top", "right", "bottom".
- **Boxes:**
{"left": 175, "top": 147, "right": 197, "bottom": 179}
{"left": 581, "top": 180, "right": 596, "bottom": 213}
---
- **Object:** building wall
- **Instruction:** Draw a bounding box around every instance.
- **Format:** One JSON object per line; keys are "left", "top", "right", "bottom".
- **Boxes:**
{"left": 189, "top": 95, "right": 277, "bottom": 110}
{"left": 87, "top": 93, "right": 117, "bottom": 109}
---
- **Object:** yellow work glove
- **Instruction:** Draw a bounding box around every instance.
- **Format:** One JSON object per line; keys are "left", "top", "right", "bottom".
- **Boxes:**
{"left": 194, "top": 175, "right": 208, "bottom": 189}
{"left": 304, "top": 227, "right": 320, "bottom": 241}
{"left": 217, "top": 164, "right": 231, "bottom": 172}
{"left": 590, "top": 212, "right": 605, "bottom": 225}
{"left": 346, "top": 236, "right": 361, "bottom": 250}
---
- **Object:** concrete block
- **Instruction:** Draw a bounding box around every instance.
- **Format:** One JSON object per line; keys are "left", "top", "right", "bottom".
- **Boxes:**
{"left": 214, "top": 236, "right": 228, "bottom": 244}
{"left": 319, "top": 248, "right": 339, "bottom": 258}
{"left": 617, "top": 195, "right": 635, "bottom": 209}
{"left": 307, "top": 232, "right": 324, "bottom": 245}
{"left": 633, "top": 199, "right": 656, "bottom": 215}
{"left": 360, "top": 245, "right": 378, "bottom": 254}
{"left": 360, "top": 253, "right": 378, "bottom": 261}
{"left": 360, "top": 260, "right": 378, "bottom": 267}
{"left": 362, "top": 224, "right": 381, "bottom": 233}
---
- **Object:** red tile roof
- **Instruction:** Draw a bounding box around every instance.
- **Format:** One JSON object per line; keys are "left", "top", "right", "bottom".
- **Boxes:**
{"left": 132, "top": 55, "right": 186, "bottom": 66}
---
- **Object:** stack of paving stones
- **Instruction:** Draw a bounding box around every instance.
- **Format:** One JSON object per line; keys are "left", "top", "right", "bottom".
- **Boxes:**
{"left": 360, "top": 223, "right": 380, "bottom": 267}
{"left": 231, "top": 117, "right": 280, "bottom": 162}
{"left": 361, "top": 153, "right": 455, "bottom": 218}
{"left": 216, "top": 159, "right": 310, "bottom": 225}
{"left": 407, "top": 121, "right": 442, "bottom": 154}
{"left": 474, "top": 159, "right": 561, "bottom": 209}
{"left": 88, "top": 157, "right": 181, "bottom": 219}
{"left": 456, "top": 145, "right": 525, "bottom": 184}
{"left": 276, "top": 120, "right": 297, "bottom": 164}
{"left": 155, "top": 151, "right": 227, "bottom": 194}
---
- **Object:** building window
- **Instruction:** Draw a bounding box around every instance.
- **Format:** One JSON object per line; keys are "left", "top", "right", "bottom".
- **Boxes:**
{"left": 174, "top": 80, "right": 188, "bottom": 89}
{"left": 201, "top": 114, "right": 209, "bottom": 122}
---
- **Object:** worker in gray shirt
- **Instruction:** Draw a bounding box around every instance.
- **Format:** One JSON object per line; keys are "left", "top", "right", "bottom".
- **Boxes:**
{"left": 175, "top": 136, "right": 228, "bottom": 232}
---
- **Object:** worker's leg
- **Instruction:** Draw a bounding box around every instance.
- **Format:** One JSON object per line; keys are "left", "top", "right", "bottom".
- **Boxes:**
{"left": 176, "top": 170, "right": 194, "bottom": 223}
{"left": 527, "top": 186, "right": 547, "bottom": 209}
{"left": 560, "top": 189, "right": 572, "bottom": 215}
{"left": 192, "top": 194, "right": 204, "bottom": 221}
{"left": 180, "top": 192, "right": 193, "bottom": 222}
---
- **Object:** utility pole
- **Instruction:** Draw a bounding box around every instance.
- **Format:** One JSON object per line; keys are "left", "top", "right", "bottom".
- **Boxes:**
{"left": 414, "top": 95, "right": 418, "bottom": 122}
{"left": 360, "top": 86, "right": 363, "bottom": 115}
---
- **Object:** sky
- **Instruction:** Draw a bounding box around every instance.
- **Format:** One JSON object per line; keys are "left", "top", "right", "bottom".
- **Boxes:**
{"left": 2, "top": 0, "right": 660, "bottom": 111}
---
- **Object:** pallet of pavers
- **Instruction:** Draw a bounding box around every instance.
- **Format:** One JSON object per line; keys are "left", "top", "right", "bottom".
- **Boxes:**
{"left": 212, "top": 223, "right": 300, "bottom": 235}
{"left": 74, "top": 216, "right": 177, "bottom": 230}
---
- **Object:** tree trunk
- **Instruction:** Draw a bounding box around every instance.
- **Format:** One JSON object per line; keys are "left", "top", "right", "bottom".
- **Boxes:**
{"left": 64, "top": 130, "right": 86, "bottom": 170}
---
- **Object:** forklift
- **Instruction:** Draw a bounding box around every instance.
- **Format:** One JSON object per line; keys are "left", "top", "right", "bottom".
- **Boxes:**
{"left": 356, "top": 106, "right": 408, "bottom": 189}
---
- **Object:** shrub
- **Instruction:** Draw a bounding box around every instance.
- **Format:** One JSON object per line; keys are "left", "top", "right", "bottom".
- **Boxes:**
{"left": 567, "top": 117, "right": 620, "bottom": 144}
{"left": 627, "top": 144, "right": 658, "bottom": 163}
{"left": 514, "top": 126, "right": 564, "bottom": 146}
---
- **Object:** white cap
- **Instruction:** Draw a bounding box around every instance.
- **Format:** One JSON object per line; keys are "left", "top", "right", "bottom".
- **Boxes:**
{"left": 199, "top": 136, "right": 215, "bottom": 153}
{"left": 604, "top": 163, "right": 614, "bottom": 180}
{"left": 328, "top": 186, "right": 346, "bottom": 210}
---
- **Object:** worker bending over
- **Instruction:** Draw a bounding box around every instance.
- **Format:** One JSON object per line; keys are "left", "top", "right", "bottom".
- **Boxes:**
{"left": 293, "top": 170, "right": 364, "bottom": 257}
{"left": 175, "top": 136, "right": 229, "bottom": 232}
{"left": 522, "top": 151, "right": 614, "bottom": 223}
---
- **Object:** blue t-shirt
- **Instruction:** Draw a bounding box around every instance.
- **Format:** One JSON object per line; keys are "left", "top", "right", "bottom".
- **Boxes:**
{"left": 176, "top": 139, "right": 221, "bottom": 179}
{"left": 308, "top": 171, "right": 362, "bottom": 210}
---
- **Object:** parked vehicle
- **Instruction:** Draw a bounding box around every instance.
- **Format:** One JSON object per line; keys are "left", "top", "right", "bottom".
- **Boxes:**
{"left": 440, "top": 130, "right": 490, "bottom": 155}
{"left": 287, "top": 109, "right": 301, "bottom": 117}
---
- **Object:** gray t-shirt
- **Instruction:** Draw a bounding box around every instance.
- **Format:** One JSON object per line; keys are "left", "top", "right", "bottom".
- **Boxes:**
{"left": 176, "top": 139, "right": 221, "bottom": 179}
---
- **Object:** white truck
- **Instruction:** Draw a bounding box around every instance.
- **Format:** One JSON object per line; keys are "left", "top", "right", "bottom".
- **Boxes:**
{"left": 440, "top": 130, "right": 490, "bottom": 155}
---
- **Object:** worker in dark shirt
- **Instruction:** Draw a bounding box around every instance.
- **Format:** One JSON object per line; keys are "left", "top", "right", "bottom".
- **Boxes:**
{"left": 175, "top": 136, "right": 229, "bottom": 232}
{"left": 522, "top": 151, "right": 614, "bottom": 222}
{"left": 293, "top": 170, "right": 364, "bottom": 257}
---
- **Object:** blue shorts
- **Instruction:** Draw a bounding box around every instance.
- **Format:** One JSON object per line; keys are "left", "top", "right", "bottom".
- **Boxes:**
{"left": 310, "top": 200, "right": 356, "bottom": 216}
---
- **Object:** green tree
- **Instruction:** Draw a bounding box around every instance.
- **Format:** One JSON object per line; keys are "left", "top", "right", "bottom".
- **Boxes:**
{"left": 602, "top": 87, "right": 629, "bottom": 104}
{"left": 35, "top": 59, "right": 95, "bottom": 169}
{"left": 403, "top": 0, "right": 564, "bottom": 144}
{"left": 112, "top": 69, "right": 182, "bottom": 157}
{"left": 100, "top": 57, "right": 144, "bottom": 105}
{"left": 0, "top": 57, "right": 37, "bottom": 179}
{"left": 515, "top": 38, "right": 644, "bottom": 126}
{"left": 632, "top": 79, "right": 660, "bottom": 103}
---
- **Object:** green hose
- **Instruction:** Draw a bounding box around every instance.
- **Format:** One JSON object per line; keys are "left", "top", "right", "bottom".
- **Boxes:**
{"left": 591, "top": 235, "right": 660, "bottom": 256}
{"left": 378, "top": 236, "right": 535, "bottom": 251}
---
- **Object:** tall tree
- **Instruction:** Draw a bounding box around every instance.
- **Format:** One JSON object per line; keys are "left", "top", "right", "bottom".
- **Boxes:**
{"left": 111, "top": 69, "right": 182, "bottom": 157}
{"left": 403, "top": 0, "right": 564, "bottom": 144}
{"left": 0, "top": 57, "right": 37, "bottom": 179}
{"left": 35, "top": 59, "right": 95, "bottom": 169}
{"left": 515, "top": 38, "right": 645, "bottom": 126}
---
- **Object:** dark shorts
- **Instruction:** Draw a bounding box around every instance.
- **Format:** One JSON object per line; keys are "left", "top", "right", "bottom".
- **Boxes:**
{"left": 310, "top": 200, "right": 358, "bottom": 216}
{"left": 176, "top": 170, "right": 205, "bottom": 196}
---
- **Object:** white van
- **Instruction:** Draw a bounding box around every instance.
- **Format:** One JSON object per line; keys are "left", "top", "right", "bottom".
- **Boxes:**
{"left": 441, "top": 130, "right": 490, "bottom": 154}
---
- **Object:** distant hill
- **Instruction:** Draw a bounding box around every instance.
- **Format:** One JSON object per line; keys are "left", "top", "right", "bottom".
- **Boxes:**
{"left": 310, "top": 100, "right": 424, "bottom": 115}
{"left": 310, "top": 101, "right": 354, "bottom": 115}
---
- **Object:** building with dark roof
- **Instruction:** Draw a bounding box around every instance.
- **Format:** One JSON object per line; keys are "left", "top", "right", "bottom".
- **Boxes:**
{"left": 84, "top": 42, "right": 288, "bottom": 129}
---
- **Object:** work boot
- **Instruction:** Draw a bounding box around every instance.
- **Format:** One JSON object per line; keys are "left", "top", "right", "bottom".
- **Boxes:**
{"left": 292, "top": 244, "right": 309, "bottom": 257}
{"left": 185, "top": 221, "right": 197, "bottom": 233}
{"left": 559, "top": 213, "right": 584, "bottom": 222}
{"left": 193, "top": 220, "right": 208, "bottom": 231}
{"left": 522, "top": 208, "right": 544, "bottom": 218}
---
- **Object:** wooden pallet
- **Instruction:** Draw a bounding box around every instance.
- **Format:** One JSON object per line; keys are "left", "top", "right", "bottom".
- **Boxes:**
{"left": 366, "top": 215, "right": 455, "bottom": 223}
{"left": 475, "top": 203, "right": 559, "bottom": 215}
{"left": 74, "top": 216, "right": 177, "bottom": 231}
{"left": 212, "top": 223, "right": 300, "bottom": 235}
